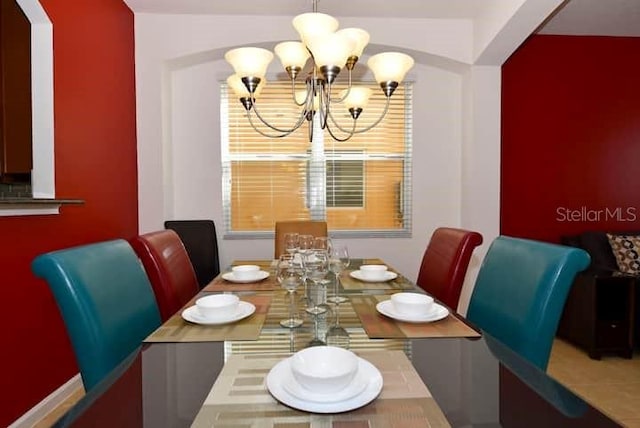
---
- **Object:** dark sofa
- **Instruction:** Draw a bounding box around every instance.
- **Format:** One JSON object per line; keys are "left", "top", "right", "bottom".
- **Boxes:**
{"left": 558, "top": 231, "right": 638, "bottom": 359}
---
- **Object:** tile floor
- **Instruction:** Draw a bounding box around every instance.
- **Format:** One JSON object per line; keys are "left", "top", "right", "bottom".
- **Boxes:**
{"left": 547, "top": 338, "right": 640, "bottom": 428}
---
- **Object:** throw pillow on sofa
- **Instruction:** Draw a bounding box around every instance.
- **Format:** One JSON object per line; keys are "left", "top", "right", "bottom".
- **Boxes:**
{"left": 606, "top": 233, "right": 640, "bottom": 275}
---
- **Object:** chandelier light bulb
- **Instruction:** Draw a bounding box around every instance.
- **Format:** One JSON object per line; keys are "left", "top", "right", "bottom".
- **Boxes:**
{"left": 367, "top": 52, "right": 415, "bottom": 85}
{"left": 307, "top": 33, "right": 355, "bottom": 71}
{"left": 292, "top": 12, "right": 339, "bottom": 47}
{"left": 225, "top": 47, "right": 274, "bottom": 79}
{"left": 227, "top": 74, "right": 265, "bottom": 98}
{"left": 336, "top": 28, "right": 370, "bottom": 58}
{"left": 274, "top": 41, "right": 310, "bottom": 78}
{"left": 341, "top": 87, "right": 372, "bottom": 110}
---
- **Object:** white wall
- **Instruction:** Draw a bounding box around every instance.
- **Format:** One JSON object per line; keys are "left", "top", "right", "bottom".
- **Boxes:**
{"left": 132, "top": 4, "right": 555, "bottom": 311}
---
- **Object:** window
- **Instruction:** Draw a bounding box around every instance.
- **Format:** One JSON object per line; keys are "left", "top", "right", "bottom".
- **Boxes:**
{"left": 221, "top": 80, "right": 412, "bottom": 238}
{"left": 325, "top": 154, "right": 364, "bottom": 208}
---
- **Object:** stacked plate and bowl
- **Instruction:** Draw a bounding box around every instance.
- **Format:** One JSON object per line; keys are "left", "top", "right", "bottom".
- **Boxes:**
{"left": 266, "top": 346, "right": 383, "bottom": 413}
{"left": 376, "top": 292, "right": 449, "bottom": 323}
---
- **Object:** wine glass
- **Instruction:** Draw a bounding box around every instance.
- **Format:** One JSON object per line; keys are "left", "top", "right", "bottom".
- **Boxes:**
{"left": 328, "top": 244, "right": 350, "bottom": 304}
{"left": 326, "top": 302, "right": 350, "bottom": 349}
{"left": 302, "top": 249, "right": 329, "bottom": 316}
{"left": 276, "top": 254, "right": 303, "bottom": 328}
{"left": 283, "top": 232, "right": 299, "bottom": 257}
{"left": 313, "top": 236, "right": 332, "bottom": 253}
{"left": 298, "top": 234, "right": 314, "bottom": 254}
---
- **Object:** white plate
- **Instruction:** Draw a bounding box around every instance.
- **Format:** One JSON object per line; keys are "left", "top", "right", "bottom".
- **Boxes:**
{"left": 181, "top": 301, "right": 256, "bottom": 325}
{"left": 222, "top": 270, "right": 270, "bottom": 283}
{"left": 349, "top": 270, "right": 398, "bottom": 283}
{"left": 376, "top": 300, "right": 449, "bottom": 323}
{"left": 267, "top": 356, "right": 383, "bottom": 413}
{"left": 282, "top": 364, "right": 369, "bottom": 403}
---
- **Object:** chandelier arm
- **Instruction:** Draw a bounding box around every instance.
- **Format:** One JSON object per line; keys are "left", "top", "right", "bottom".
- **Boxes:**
{"left": 250, "top": 98, "right": 307, "bottom": 134}
{"left": 291, "top": 78, "right": 307, "bottom": 107}
{"left": 325, "top": 118, "right": 357, "bottom": 142}
{"left": 333, "top": 68, "right": 353, "bottom": 103}
{"left": 325, "top": 95, "right": 391, "bottom": 134}
{"left": 318, "top": 81, "right": 331, "bottom": 130}
{"left": 352, "top": 96, "right": 391, "bottom": 134}
{"left": 246, "top": 109, "right": 298, "bottom": 139}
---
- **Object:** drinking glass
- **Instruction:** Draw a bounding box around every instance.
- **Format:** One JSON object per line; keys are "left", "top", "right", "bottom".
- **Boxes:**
{"left": 298, "top": 234, "right": 314, "bottom": 254}
{"left": 276, "top": 254, "right": 304, "bottom": 328}
{"left": 328, "top": 244, "right": 350, "bottom": 304}
{"left": 283, "top": 232, "right": 299, "bottom": 256}
{"left": 302, "top": 249, "right": 329, "bottom": 315}
{"left": 313, "top": 236, "right": 332, "bottom": 253}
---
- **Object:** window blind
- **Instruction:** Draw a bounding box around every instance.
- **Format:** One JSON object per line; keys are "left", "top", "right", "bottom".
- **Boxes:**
{"left": 221, "top": 80, "right": 412, "bottom": 238}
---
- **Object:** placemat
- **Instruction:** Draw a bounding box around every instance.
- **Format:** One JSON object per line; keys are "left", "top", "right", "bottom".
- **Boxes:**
{"left": 340, "top": 270, "right": 416, "bottom": 291}
{"left": 204, "top": 260, "right": 278, "bottom": 292}
{"left": 350, "top": 295, "right": 480, "bottom": 339}
{"left": 191, "top": 350, "right": 451, "bottom": 428}
{"left": 144, "top": 294, "right": 272, "bottom": 343}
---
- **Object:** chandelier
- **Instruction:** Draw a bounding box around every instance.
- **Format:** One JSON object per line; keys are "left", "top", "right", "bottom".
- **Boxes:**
{"left": 224, "top": 2, "right": 414, "bottom": 142}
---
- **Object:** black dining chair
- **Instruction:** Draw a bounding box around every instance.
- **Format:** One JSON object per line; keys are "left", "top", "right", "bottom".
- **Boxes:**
{"left": 164, "top": 219, "right": 221, "bottom": 288}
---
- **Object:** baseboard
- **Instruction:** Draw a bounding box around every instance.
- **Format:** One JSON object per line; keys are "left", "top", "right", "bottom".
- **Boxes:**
{"left": 8, "top": 374, "right": 82, "bottom": 428}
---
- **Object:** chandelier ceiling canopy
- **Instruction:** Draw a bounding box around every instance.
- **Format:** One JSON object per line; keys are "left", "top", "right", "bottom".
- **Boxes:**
{"left": 224, "top": 2, "right": 414, "bottom": 142}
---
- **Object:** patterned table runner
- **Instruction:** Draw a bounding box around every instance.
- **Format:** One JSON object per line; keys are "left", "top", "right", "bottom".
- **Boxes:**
{"left": 350, "top": 295, "right": 481, "bottom": 339}
{"left": 191, "top": 350, "right": 451, "bottom": 427}
{"left": 262, "top": 289, "right": 364, "bottom": 329}
{"left": 144, "top": 294, "right": 272, "bottom": 343}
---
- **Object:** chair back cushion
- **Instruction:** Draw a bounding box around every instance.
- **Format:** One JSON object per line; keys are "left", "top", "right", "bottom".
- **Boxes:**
{"left": 416, "top": 227, "right": 483, "bottom": 310}
{"left": 466, "top": 236, "right": 590, "bottom": 370}
{"left": 130, "top": 230, "right": 200, "bottom": 320}
{"left": 32, "top": 239, "right": 161, "bottom": 391}
{"left": 164, "top": 220, "right": 220, "bottom": 288}
{"left": 274, "top": 220, "right": 328, "bottom": 258}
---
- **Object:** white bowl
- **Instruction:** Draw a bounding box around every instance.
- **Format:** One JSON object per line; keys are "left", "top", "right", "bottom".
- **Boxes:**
{"left": 195, "top": 294, "right": 240, "bottom": 319}
{"left": 358, "top": 264, "right": 388, "bottom": 280}
{"left": 290, "top": 346, "right": 359, "bottom": 394}
{"left": 231, "top": 264, "right": 260, "bottom": 280}
{"left": 390, "top": 292, "right": 434, "bottom": 317}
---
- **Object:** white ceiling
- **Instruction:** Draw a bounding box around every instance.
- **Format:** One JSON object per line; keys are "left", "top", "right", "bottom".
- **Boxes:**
{"left": 538, "top": 0, "right": 640, "bottom": 36}
{"left": 124, "top": 0, "right": 640, "bottom": 37}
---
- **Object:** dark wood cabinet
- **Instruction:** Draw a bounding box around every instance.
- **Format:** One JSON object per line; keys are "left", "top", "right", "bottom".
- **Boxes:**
{"left": 558, "top": 273, "right": 635, "bottom": 359}
{"left": 0, "top": 0, "right": 33, "bottom": 181}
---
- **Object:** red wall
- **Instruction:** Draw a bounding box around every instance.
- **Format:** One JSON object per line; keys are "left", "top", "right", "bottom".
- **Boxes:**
{"left": 501, "top": 35, "right": 640, "bottom": 242}
{"left": 0, "top": 1, "right": 138, "bottom": 425}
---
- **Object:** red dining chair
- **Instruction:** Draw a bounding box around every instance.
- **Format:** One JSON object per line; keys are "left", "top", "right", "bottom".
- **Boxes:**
{"left": 130, "top": 230, "right": 200, "bottom": 321}
{"left": 416, "top": 227, "right": 483, "bottom": 310}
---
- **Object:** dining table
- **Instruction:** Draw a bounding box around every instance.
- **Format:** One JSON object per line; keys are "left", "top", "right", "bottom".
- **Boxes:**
{"left": 66, "top": 258, "right": 622, "bottom": 427}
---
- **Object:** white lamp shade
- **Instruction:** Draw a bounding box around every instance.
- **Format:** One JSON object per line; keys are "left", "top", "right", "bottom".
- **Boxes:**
{"left": 292, "top": 12, "right": 339, "bottom": 46}
{"left": 225, "top": 47, "right": 274, "bottom": 78}
{"left": 340, "top": 87, "right": 372, "bottom": 110}
{"left": 367, "top": 52, "right": 414, "bottom": 83}
{"left": 336, "top": 28, "right": 370, "bottom": 58}
{"left": 307, "top": 33, "right": 355, "bottom": 69}
{"left": 274, "top": 41, "right": 310, "bottom": 70}
{"left": 227, "top": 74, "right": 265, "bottom": 98}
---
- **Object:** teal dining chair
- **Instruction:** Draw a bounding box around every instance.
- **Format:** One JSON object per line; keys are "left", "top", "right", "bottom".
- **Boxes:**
{"left": 466, "top": 236, "right": 590, "bottom": 371}
{"left": 32, "top": 239, "right": 161, "bottom": 391}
